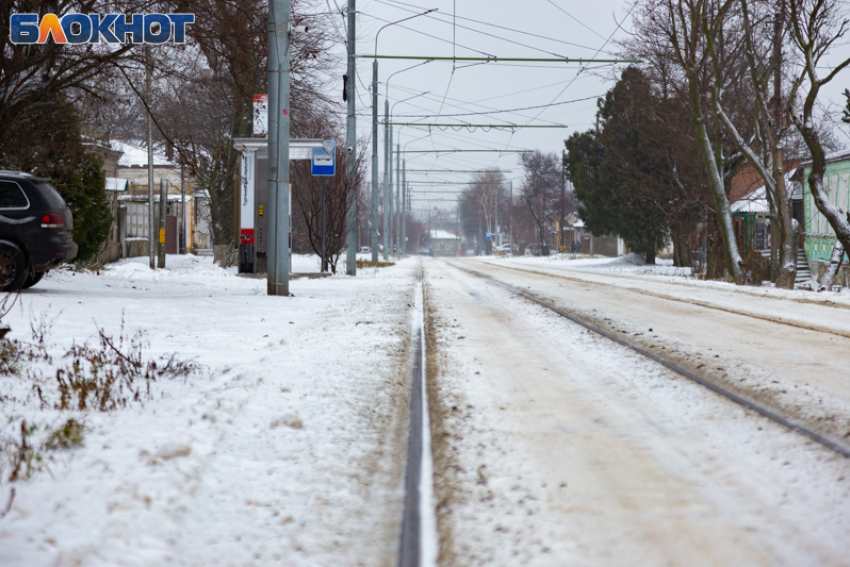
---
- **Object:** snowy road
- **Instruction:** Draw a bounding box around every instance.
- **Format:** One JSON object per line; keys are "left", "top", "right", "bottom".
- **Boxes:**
{"left": 424, "top": 258, "right": 850, "bottom": 566}
{"left": 466, "top": 257, "right": 850, "bottom": 445}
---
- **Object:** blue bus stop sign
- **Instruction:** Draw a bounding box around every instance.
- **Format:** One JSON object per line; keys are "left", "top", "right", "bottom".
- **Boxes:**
{"left": 311, "top": 141, "right": 335, "bottom": 176}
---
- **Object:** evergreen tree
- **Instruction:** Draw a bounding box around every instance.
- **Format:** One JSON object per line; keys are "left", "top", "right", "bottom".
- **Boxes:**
{"left": 0, "top": 93, "right": 113, "bottom": 264}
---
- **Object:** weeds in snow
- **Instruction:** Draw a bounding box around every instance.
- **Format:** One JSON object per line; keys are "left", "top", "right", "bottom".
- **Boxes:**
{"left": 34, "top": 323, "right": 198, "bottom": 412}
{"left": 0, "top": 313, "right": 201, "bottom": 483}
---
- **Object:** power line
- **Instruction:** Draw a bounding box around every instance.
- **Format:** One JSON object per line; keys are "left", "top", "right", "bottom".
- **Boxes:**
{"left": 396, "top": 149, "right": 533, "bottom": 153}
{"left": 362, "top": 55, "right": 638, "bottom": 63}
{"left": 371, "top": 0, "right": 599, "bottom": 59}
{"left": 359, "top": 12, "right": 493, "bottom": 57}
{"left": 546, "top": 0, "right": 608, "bottom": 41}
{"left": 382, "top": 94, "right": 603, "bottom": 118}
{"left": 377, "top": 0, "right": 616, "bottom": 55}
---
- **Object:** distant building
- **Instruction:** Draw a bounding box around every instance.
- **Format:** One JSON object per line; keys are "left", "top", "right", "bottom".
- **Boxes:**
{"left": 429, "top": 230, "right": 460, "bottom": 256}
{"left": 112, "top": 139, "right": 211, "bottom": 255}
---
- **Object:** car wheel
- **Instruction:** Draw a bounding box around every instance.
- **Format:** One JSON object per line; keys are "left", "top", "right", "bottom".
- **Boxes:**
{"left": 0, "top": 241, "right": 29, "bottom": 292}
{"left": 22, "top": 270, "right": 45, "bottom": 289}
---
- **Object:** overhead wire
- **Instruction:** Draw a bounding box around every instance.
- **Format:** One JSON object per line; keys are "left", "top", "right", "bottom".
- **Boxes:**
{"left": 378, "top": 0, "right": 615, "bottom": 54}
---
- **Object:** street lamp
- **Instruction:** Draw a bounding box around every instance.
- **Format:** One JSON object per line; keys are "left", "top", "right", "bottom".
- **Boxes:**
{"left": 372, "top": 8, "right": 436, "bottom": 261}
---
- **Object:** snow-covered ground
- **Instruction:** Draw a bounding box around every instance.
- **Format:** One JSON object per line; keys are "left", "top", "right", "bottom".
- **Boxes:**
{"left": 483, "top": 252, "right": 850, "bottom": 307}
{"left": 463, "top": 255, "right": 850, "bottom": 446}
{"left": 424, "top": 259, "right": 850, "bottom": 566}
{"left": 0, "top": 254, "right": 416, "bottom": 566}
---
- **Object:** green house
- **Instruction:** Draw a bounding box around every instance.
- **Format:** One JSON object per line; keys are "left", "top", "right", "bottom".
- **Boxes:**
{"left": 801, "top": 150, "right": 850, "bottom": 263}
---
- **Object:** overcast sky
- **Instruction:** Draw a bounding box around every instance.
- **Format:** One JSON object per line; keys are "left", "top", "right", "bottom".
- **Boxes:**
{"left": 321, "top": 0, "right": 850, "bottom": 215}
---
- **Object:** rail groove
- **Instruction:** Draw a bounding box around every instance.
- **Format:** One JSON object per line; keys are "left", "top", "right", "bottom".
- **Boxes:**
{"left": 398, "top": 266, "right": 437, "bottom": 567}
{"left": 483, "top": 261, "right": 850, "bottom": 340}
{"left": 455, "top": 263, "right": 850, "bottom": 459}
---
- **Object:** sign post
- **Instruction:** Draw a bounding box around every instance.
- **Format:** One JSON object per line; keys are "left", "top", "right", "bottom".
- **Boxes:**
{"left": 311, "top": 141, "right": 335, "bottom": 272}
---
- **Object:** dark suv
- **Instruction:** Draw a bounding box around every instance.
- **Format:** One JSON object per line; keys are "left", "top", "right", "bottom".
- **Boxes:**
{"left": 0, "top": 171, "right": 78, "bottom": 290}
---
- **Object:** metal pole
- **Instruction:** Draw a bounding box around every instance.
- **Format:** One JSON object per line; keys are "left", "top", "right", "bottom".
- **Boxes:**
{"left": 158, "top": 178, "right": 167, "bottom": 267}
{"left": 495, "top": 185, "right": 499, "bottom": 247}
{"left": 267, "top": 0, "right": 291, "bottom": 295}
{"left": 509, "top": 180, "right": 513, "bottom": 252}
{"left": 383, "top": 100, "right": 390, "bottom": 261}
{"left": 396, "top": 142, "right": 401, "bottom": 255}
{"left": 345, "top": 0, "right": 357, "bottom": 275}
{"left": 455, "top": 205, "right": 459, "bottom": 257}
{"left": 146, "top": 46, "right": 155, "bottom": 269}
{"left": 321, "top": 177, "right": 326, "bottom": 272}
{"left": 388, "top": 122, "right": 394, "bottom": 256}
{"left": 561, "top": 152, "right": 566, "bottom": 252}
{"left": 371, "top": 60, "right": 379, "bottom": 263}
{"left": 180, "top": 163, "right": 186, "bottom": 254}
{"left": 402, "top": 160, "right": 407, "bottom": 255}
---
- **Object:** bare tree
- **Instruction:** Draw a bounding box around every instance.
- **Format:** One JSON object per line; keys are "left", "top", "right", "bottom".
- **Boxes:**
{"left": 703, "top": 0, "right": 799, "bottom": 287}
{"left": 639, "top": 0, "right": 747, "bottom": 283}
{"left": 786, "top": 0, "right": 850, "bottom": 288}
{"left": 291, "top": 137, "right": 365, "bottom": 273}
{"left": 520, "top": 151, "right": 561, "bottom": 255}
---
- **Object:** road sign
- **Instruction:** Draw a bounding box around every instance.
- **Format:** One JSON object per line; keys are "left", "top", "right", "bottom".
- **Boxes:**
{"left": 312, "top": 141, "right": 335, "bottom": 176}
{"left": 486, "top": 231, "right": 492, "bottom": 240}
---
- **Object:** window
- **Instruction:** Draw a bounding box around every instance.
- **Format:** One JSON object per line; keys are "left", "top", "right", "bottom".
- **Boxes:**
{"left": 0, "top": 181, "right": 30, "bottom": 209}
{"left": 36, "top": 182, "right": 66, "bottom": 208}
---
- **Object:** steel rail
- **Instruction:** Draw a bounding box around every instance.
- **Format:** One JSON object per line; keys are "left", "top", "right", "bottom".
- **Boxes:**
{"left": 453, "top": 263, "right": 850, "bottom": 459}
{"left": 398, "top": 266, "right": 432, "bottom": 566}
{"left": 485, "top": 262, "right": 850, "bottom": 341}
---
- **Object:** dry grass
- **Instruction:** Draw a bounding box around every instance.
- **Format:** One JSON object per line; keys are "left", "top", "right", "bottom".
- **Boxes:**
{"left": 356, "top": 260, "right": 396, "bottom": 269}
{"left": 0, "top": 314, "right": 200, "bottom": 484}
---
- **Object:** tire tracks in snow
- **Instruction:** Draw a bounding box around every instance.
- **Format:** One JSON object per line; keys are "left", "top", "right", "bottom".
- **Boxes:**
{"left": 482, "top": 261, "right": 850, "bottom": 340}
{"left": 452, "top": 261, "right": 850, "bottom": 459}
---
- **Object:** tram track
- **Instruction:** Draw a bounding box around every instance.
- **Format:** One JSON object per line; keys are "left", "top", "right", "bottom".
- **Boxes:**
{"left": 495, "top": 258, "right": 850, "bottom": 312}
{"left": 398, "top": 265, "right": 438, "bottom": 567}
{"left": 475, "top": 260, "right": 850, "bottom": 340}
{"left": 451, "top": 261, "right": 850, "bottom": 459}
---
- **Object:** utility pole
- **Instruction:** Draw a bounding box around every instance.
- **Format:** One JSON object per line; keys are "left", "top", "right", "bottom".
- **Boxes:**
{"left": 180, "top": 163, "right": 186, "bottom": 254}
{"left": 383, "top": 100, "right": 390, "bottom": 260}
{"left": 158, "top": 178, "right": 167, "bottom": 267}
{"left": 371, "top": 59, "right": 379, "bottom": 263}
{"left": 396, "top": 142, "right": 401, "bottom": 255}
{"left": 495, "top": 185, "right": 499, "bottom": 247}
{"left": 455, "top": 205, "right": 459, "bottom": 257}
{"left": 402, "top": 161, "right": 407, "bottom": 255}
{"left": 509, "top": 180, "right": 513, "bottom": 252}
{"left": 560, "top": 150, "right": 566, "bottom": 252}
{"left": 267, "top": 0, "right": 292, "bottom": 295}
{"left": 345, "top": 0, "right": 357, "bottom": 275}
{"left": 146, "top": 46, "right": 155, "bottom": 270}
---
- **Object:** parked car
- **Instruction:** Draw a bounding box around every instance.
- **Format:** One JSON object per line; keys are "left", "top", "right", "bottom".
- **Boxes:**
{"left": 0, "top": 171, "right": 77, "bottom": 291}
{"left": 525, "top": 244, "right": 542, "bottom": 256}
{"left": 358, "top": 246, "right": 370, "bottom": 254}
{"left": 495, "top": 243, "right": 518, "bottom": 254}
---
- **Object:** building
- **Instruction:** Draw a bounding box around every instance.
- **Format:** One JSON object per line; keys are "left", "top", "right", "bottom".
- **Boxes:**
{"left": 82, "top": 134, "right": 127, "bottom": 263}
{"left": 429, "top": 230, "right": 460, "bottom": 256}
{"left": 799, "top": 150, "right": 850, "bottom": 285}
{"left": 112, "top": 139, "right": 211, "bottom": 257}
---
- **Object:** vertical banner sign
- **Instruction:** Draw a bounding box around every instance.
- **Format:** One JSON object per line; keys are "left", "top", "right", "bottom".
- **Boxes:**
{"left": 253, "top": 94, "right": 268, "bottom": 136}
{"left": 240, "top": 150, "right": 255, "bottom": 245}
